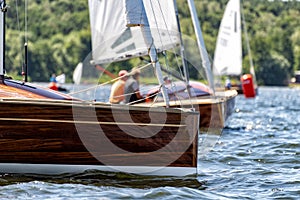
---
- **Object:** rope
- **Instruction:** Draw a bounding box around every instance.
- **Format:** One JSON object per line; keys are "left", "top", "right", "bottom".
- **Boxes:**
{"left": 68, "top": 63, "right": 152, "bottom": 96}
{"left": 127, "top": 84, "right": 163, "bottom": 105}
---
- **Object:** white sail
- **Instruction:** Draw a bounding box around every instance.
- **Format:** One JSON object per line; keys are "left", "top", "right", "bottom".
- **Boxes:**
{"left": 73, "top": 62, "right": 83, "bottom": 85}
{"left": 0, "top": 1, "right": 4, "bottom": 75}
{"left": 124, "top": 0, "right": 170, "bottom": 106}
{"left": 213, "top": 0, "right": 242, "bottom": 76}
{"left": 88, "top": 0, "right": 180, "bottom": 65}
{"left": 56, "top": 73, "right": 66, "bottom": 84}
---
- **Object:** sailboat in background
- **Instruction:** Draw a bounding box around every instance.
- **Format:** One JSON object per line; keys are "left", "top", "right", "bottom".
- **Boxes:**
{"left": 213, "top": 0, "right": 257, "bottom": 98}
{"left": 73, "top": 62, "right": 83, "bottom": 85}
{"left": 132, "top": 0, "right": 237, "bottom": 132}
{"left": 0, "top": 0, "right": 200, "bottom": 176}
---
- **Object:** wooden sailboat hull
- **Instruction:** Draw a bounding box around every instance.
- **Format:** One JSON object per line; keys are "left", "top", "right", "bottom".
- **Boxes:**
{"left": 193, "top": 90, "right": 237, "bottom": 131}
{"left": 139, "top": 90, "right": 237, "bottom": 132}
{"left": 3, "top": 79, "right": 74, "bottom": 100}
{"left": 0, "top": 98, "right": 199, "bottom": 176}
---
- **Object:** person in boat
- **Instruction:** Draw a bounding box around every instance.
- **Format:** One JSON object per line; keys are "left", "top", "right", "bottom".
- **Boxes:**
{"left": 163, "top": 76, "right": 171, "bottom": 85}
{"left": 50, "top": 73, "right": 57, "bottom": 82}
{"left": 124, "top": 67, "right": 144, "bottom": 104}
{"left": 145, "top": 76, "right": 172, "bottom": 103}
{"left": 109, "top": 70, "right": 128, "bottom": 104}
{"left": 225, "top": 77, "right": 232, "bottom": 90}
{"left": 48, "top": 73, "right": 58, "bottom": 91}
{"left": 48, "top": 73, "right": 68, "bottom": 92}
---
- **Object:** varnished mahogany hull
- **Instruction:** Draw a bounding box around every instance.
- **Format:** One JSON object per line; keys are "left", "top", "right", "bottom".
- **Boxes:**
{"left": 197, "top": 93, "right": 236, "bottom": 130}
{"left": 0, "top": 99, "right": 199, "bottom": 174}
{"left": 139, "top": 90, "right": 237, "bottom": 133}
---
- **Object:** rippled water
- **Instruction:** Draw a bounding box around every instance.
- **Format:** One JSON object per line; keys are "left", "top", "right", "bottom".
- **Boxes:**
{"left": 1, "top": 87, "right": 299, "bottom": 199}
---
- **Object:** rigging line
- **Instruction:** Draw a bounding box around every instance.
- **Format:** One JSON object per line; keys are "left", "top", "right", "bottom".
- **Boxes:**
{"left": 24, "top": 0, "right": 28, "bottom": 43}
{"left": 158, "top": 1, "right": 186, "bottom": 88}
{"left": 68, "top": 63, "right": 152, "bottom": 96}
{"left": 148, "top": 1, "right": 166, "bottom": 51}
{"left": 127, "top": 84, "right": 163, "bottom": 106}
{"left": 148, "top": 1, "right": 181, "bottom": 71}
{"left": 15, "top": 0, "right": 24, "bottom": 65}
{"left": 162, "top": 51, "right": 179, "bottom": 99}
{"left": 149, "top": 0, "right": 187, "bottom": 105}
{"left": 139, "top": 54, "right": 190, "bottom": 108}
{"left": 0, "top": 0, "right": 6, "bottom": 77}
{"left": 173, "top": 0, "right": 191, "bottom": 87}
{"left": 161, "top": 0, "right": 193, "bottom": 108}
{"left": 113, "top": 84, "right": 161, "bottom": 104}
{"left": 157, "top": 1, "right": 180, "bottom": 54}
{"left": 241, "top": 0, "right": 256, "bottom": 85}
{"left": 148, "top": 85, "right": 163, "bottom": 106}
{"left": 155, "top": 0, "right": 183, "bottom": 75}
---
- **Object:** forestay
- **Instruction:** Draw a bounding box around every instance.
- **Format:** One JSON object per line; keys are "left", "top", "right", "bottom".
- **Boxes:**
{"left": 213, "top": 0, "right": 242, "bottom": 76}
{"left": 88, "top": 0, "right": 180, "bottom": 65}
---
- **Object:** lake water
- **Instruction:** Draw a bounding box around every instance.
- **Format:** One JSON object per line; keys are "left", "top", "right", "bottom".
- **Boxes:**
{"left": 0, "top": 86, "right": 299, "bottom": 199}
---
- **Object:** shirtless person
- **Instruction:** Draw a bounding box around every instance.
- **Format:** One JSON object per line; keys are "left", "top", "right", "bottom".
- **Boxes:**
{"left": 109, "top": 70, "right": 128, "bottom": 104}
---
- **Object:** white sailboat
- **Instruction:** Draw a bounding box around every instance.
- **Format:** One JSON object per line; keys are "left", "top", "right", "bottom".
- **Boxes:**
{"left": 73, "top": 62, "right": 83, "bottom": 85}
{"left": 213, "top": 0, "right": 257, "bottom": 97}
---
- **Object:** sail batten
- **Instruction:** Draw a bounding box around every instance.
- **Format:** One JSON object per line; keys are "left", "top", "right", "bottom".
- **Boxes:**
{"left": 88, "top": 0, "right": 180, "bottom": 65}
{"left": 213, "top": 0, "right": 242, "bottom": 76}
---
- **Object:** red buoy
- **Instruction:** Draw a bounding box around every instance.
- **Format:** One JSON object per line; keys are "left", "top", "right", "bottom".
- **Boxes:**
{"left": 241, "top": 74, "right": 256, "bottom": 98}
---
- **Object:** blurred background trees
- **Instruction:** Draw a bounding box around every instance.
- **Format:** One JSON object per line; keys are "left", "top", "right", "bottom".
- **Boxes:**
{"left": 4, "top": 0, "right": 300, "bottom": 86}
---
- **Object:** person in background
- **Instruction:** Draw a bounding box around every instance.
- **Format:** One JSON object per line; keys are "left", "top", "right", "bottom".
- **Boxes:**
{"left": 225, "top": 77, "right": 232, "bottom": 90}
{"left": 124, "top": 67, "right": 143, "bottom": 104}
{"left": 48, "top": 73, "right": 58, "bottom": 91}
{"left": 109, "top": 70, "right": 128, "bottom": 104}
{"left": 49, "top": 73, "right": 56, "bottom": 82}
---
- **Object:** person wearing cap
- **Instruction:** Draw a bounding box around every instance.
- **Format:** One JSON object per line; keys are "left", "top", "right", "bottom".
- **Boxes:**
{"left": 124, "top": 67, "right": 143, "bottom": 104}
{"left": 163, "top": 76, "right": 171, "bottom": 85}
{"left": 109, "top": 70, "right": 128, "bottom": 104}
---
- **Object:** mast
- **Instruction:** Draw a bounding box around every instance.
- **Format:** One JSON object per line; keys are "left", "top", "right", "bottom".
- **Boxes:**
{"left": 23, "top": 43, "right": 28, "bottom": 82}
{"left": 0, "top": 0, "right": 7, "bottom": 83}
{"left": 125, "top": 0, "right": 170, "bottom": 107}
{"left": 187, "top": 0, "right": 215, "bottom": 93}
{"left": 241, "top": 1, "right": 257, "bottom": 85}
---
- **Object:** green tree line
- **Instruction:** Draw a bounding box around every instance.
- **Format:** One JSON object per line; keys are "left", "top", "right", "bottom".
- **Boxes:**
{"left": 4, "top": 0, "right": 300, "bottom": 86}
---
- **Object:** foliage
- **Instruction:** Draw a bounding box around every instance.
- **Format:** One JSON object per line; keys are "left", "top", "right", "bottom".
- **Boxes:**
{"left": 3, "top": 0, "right": 300, "bottom": 86}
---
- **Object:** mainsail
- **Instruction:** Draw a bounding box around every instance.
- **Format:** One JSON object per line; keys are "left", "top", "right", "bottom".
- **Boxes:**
{"left": 213, "top": 0, "right": 242, "bottom": 76}
{"left": 88, "top": 0, "right": 180, "bottom": 65}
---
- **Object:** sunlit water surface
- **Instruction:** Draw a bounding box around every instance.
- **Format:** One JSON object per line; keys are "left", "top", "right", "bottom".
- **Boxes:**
{"left": 0, "top": 86, "right": 299, "bottom": 199}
